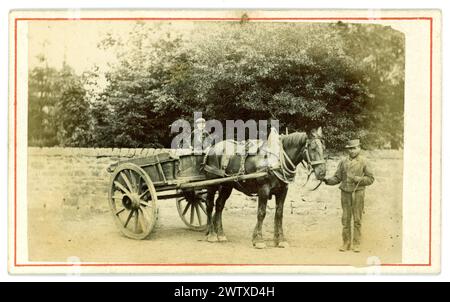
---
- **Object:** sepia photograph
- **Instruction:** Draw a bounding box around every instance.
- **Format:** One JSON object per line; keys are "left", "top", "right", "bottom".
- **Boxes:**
{"left": 8, "top": 10, "right": 441, "bottom": 274}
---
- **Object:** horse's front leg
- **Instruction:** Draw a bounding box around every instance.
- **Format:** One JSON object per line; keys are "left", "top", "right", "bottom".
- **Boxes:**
{"left": 205, "top": 186, "right": 218, "bottom": 242}
{"left": 274, "top": 186, "right": 289, "bottom": 248}
{"left": 213, "top": 185, "right": 233, "bottom": 242}
{"left": 252, "top": 185, "right": 270, "bottom": 249}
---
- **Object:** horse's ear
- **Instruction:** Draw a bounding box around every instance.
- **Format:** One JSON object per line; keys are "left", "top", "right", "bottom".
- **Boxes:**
{"left": 310, "top": 128, "right": 317, "bottom": 138}
{"left": 317, "top": 127, "right": 323, "bottom": 138}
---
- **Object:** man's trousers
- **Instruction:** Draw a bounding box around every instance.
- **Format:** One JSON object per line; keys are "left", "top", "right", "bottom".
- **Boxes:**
{"left": 341, "top": 190, "right": 365, "bottom": 245}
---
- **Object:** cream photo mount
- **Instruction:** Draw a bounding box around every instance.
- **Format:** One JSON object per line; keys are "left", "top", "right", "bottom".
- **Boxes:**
{"left": 8, "top": 9, "right": 441, "bottom": 274}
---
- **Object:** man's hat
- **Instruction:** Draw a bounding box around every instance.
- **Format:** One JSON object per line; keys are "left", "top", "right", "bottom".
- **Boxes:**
{"left": 345, "top": 139, "right": 360, "bottom": 149}
{"left": 195, "top": 118, "right": 206, "bottom": 124}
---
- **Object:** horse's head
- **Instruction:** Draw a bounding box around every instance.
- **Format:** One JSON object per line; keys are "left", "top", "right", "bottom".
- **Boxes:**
{"left": 305, "top": 127, "right": 326, "bottom": 181}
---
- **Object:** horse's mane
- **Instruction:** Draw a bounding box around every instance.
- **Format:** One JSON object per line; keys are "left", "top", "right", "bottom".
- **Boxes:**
{"left": 281, "top": 132, "right": 307, "bottom": 149}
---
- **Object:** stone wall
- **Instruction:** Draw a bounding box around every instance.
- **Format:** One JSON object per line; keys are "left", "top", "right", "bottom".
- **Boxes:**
{"left": 28, "top": 147, "right": 172, "bottom": 211}
{"left": 27, "top": 147, "right": 403, "bottom": 219}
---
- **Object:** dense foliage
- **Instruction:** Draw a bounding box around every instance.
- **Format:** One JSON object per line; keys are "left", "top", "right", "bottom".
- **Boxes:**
{"left": 28, "top": 58, "right": 90, "bottom": 147}
{"left": 28, "top": 21, "right": 404, "bottom": 150}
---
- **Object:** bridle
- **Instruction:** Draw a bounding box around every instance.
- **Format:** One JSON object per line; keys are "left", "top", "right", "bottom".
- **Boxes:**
{"left": 303, "top": 139, "right": 326, "bottom": 167}
{"left": 273, "top": 136, "right": 325, "bottom": 189}
{"left": 301, "top": 138, "right": 326, "bottom": 190}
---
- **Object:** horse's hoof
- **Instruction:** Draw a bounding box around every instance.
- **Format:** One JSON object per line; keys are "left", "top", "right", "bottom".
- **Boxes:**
{"left": 207, "top": 235, "right": 218, "bottom": 242}
{"left": 253, "top": 242, "right": 266, "bottom": 249}
{"left": 218, "top": 235, "right": 228, "bottom": 242}
{"left": 277, "top": 241, "right": 289, "bottom": 248}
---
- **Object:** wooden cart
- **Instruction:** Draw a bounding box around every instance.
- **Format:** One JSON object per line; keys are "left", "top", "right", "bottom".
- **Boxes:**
{"left": 107, "top": 150, "right": 267, "bottom": 239}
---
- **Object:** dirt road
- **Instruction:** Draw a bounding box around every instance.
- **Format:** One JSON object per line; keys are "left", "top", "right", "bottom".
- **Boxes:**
{"left": 28, "top": 151, "right": 402, "bottom": 266}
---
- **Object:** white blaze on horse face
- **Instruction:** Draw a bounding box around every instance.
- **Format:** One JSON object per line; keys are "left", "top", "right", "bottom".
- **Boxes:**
{"left": 309, "top": 137, "right": 327, "bottom": 180}
{"left": 315, "top": 138, "right": 325, "bottom": 160}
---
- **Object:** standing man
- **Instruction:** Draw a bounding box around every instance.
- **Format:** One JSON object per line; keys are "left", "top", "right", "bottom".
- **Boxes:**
{"left": 324, "top": 139, "right": 374, "bottom": 253}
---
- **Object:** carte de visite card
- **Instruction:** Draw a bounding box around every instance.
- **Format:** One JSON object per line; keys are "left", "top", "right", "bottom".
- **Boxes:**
{"left": 8, "top": 9, "right": 441, "bottom": 274}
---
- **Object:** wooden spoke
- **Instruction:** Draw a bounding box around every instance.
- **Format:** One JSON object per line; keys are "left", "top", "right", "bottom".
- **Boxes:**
{"left": 115, "top": 207, "right": 126, "bottom": 216}
{"left": 182, "top": 202, "right": 191, "bottom": 216}
{"left": 120, "top": 171, "right": 134, "bottom": 193}
{"left": 137, "top": 175, "right": 143, "bottom": 192}
{"left": 195, "top": 204, "right": 202, "bottom": 226}
{"left": 124, "top": 210, "right": 134, "bottom": 228}
{"left": 198, "top": 201, "right": 207, "bottom": 214}
{"left": 140, "top": 200, "right": 150, "bottom": 207}
{"left": 129, "top": 170, "right": 138, "bottom": 192}
{"left": 190, "top": 205, "right": 195, "bottom": 225}
{"left": 112, "top": 193, "right": 124, "bottom": 200}
{"left": 134, "top": 210, "right": 139, "bottom": 233}
{"left": 109, "top": 163, "right": 158, "bottom": 239}
{"left": 176, "top": 190, "right": 208, "bottom": 232}
{"left": 114, "top": 181, "right": 132, "bottom": 196}
{"left": 139, "top": 189, "right": 149, "bottom": 199}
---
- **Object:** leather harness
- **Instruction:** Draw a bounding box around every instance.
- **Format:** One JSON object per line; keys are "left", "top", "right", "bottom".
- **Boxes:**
{"left": 202, "top": 138, "right": 325, "bottom": 185}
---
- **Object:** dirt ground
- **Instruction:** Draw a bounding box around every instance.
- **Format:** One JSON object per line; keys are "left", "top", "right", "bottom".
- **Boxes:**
{"left": 28, "top": 152, "right": 402, "bottom": 266}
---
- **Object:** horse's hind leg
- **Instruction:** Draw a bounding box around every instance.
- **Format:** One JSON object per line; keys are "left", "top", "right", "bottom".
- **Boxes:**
{"left": 214, "top": 185, "right": 233, "bottom": 242}
{"left": 274, "top": 186, "right": 289, "bottom": 248}
{"left": 206, "top": 186, "right": 218, "bottom": 242}
{"left": 252, "top": 185, "right": 270, "bottom": 249}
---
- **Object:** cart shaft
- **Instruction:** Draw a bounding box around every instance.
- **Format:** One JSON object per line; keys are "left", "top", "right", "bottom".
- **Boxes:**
{"left": 178, "top": 171, "right": 268, "bottom": 189}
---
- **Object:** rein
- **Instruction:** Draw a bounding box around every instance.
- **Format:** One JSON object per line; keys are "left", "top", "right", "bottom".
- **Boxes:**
{"left": 303, "top": 141, "right": 326, "bottom": 167}
{"left": 270, "top": 139, "right": 296, "bottom": 184}
{"left": 272, "top": 137, "right": 323, "bottom": 185}
{"left": 278, "top": 146, "right": 297, "bottom": 183}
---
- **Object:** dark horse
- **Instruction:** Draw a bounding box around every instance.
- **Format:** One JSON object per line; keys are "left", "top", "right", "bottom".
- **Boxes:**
{"left": 203, "top": 127, "right": 326, "bottom": 248}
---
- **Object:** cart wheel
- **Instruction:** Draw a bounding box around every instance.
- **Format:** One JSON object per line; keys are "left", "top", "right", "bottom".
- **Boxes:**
{"left": 176, "top": 190, "right": 208, "bottom": 231}
{"left": 108, "top": 163, "right": 158, "bottom": 240}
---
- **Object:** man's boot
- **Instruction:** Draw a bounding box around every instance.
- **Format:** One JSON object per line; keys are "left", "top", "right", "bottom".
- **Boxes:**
{"left": 352, "top": 244, "right": 360, "bottom": 253}
{"left": 339, "top": 242, "right": 351, "bottom": 252}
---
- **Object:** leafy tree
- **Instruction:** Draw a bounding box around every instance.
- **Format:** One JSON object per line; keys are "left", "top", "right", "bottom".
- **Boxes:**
{"left": 28, "top": 55, "right": 61, "bottom": 146}
{"left": 55, "top": 64, "right": 91, "bottom": 146}
{"left": 31, "top": 21, "right": 404, "bottom": 150}
{"left": 28, "top": 57, "right": 90, "bottom": 147}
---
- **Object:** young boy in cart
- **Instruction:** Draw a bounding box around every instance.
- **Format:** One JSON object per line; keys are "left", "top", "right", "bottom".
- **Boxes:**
{"left": 324, "top": 139, "right": 375, "bottom": 253}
